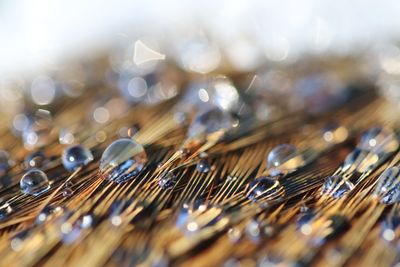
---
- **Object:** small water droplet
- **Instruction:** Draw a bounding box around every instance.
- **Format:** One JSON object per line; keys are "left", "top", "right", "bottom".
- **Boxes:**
{"left": 100, "top": 138, "right": 147, "bottom": 183}
{"left": 322, "top": 122, "right": 349, "bottom": 144}
{"left": 62, "top": 187, "right": 74, "bottom": 198}
{"left": 358, "top": 127, "right": 399, "bottom": 154}
{"left": 59, "top": 128, "right": 75, "bottom": 144}
{"left": 227, "top": 227, "right": 242, "bottom": 243}
{"left": 36, "top": 205, "right": 63, "bottom": 224}
{"left": 158, "top": 172, "right": 176, "bottom": 189}
{"left": 24, "top": 151, "right": 47, "bottom": 169}
{"left": 196, "top": 159, "right": 211, "bottom": 173}
{"left": 245, "top": 219, "right": 274, "bottom": 243}
{"left": 374, "top": 166, "right": 400, "bottom": 204}
{"left": 0, "top": 202, "right": 13, "bottom": 220}
{"left": 20, "top": 168, "right": 50, "bottom": 196}
{"left": 321, "top": 175, "right": 354, "bottom": 198}
{"left": 62, "top": 144, "right": 93, "bottom": 171}
{"left": 266, "top": 144, "right": 305, "bottom": 177}
{"left": 381, "top": 215, "right": 400, "bottom": 242}
{"left": 245, "top": 176, "right": 285, "bottom": 202}
{"left": 22, "top": 109, "right": 53, "bottom": 150}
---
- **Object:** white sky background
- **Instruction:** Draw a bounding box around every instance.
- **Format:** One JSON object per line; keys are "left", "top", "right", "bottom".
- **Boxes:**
{"left": 1, "top": 0, "right": 400, "bottom": 75}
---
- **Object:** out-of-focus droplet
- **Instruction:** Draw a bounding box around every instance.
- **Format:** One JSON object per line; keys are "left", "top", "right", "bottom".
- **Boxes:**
{"left": 22, "top": 110, "right": 53, "bottom": 150}
{"left": 0, "top": 150, "right": 12, "bottom": 175}
{"left": 158, "top": 172, "right": 176, "bottom": 189}
{"left": 31, "top": 76, "right": 56, "bottom": 105}
{"left": 59, "top": 128, "right": 75, "bottom": 145}
{"left": 374, "top": 166, "right": 400, "bottom": 205}
{"left": 62, "top": 144, "right": 93, "bottom": 172}
{"left": 196, "top": 159, "right": 211, "bottom": 173}
{"left": 321, "top": 175, "right": 354, "bottom": 198}
{"left": 100, "top": 138, "right": 147, "bottom": 183}
{"left": 24, "top": 151, "right": 47, "bottom": 169}
{"left": 322, "top": 123, "right": 349, "bottom": 144}
{"left": 245, "top": 219, "right": 274, "bottom": 243}
{"left": 227, "top": 227, "right": 242, "bottom": 243}
{"left": 266, "top": 144, "right": 305, "bottom": 177}
{"left": 381, "top": 215, "right": 400, "bottom": 242}
{"left": 20, "top": 168, "right": 50, "bottom": 196}
{"left": 134, "top": 40, "right": 166, "bottom": 66}
{"left": 0, "top": 202, "right": 13, "bottom": 220}
{"left": 93, "top": 107, "right": 110, "bottom": 124}
{"left": 341, "top": 148, "right": 379, "bottom": 174}
{"left": 36, "top": 205, "right": 63, "bottom": 224}
{"left": 358, "top": 127, "right": 399, "bottom": 154}
{"left": 186, "top": 107, "right": 233, "bottom": 142}
{"left": 245, "top": 176, "right": 284, "bottom": 202}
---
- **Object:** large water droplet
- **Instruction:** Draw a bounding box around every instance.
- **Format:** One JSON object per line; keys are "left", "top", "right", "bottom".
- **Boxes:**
{"left": 62, "top": 144, "right": 93, "bottom": 171}
{"left": 20, "top": 168, "right": 50, "bottom": 196}
{"left": 100, "top": 138, "right": 147, "bottom": 183}
{"left": 341, "top": 148, "right": 379, "bottom": 174}
{"left": 245, "top": 176, "right": 285, "bottom": 202}
{"left": 321, "top": 175, "right": 354, "bottom": 198}
{"left": 266, "top": 144, "right": 305, "bottom": 177}
{"left": 374, "top": 166, "right": 400, "bottom": 204}
{"left": 358, "top": 127, "right": 399, "bottom": 154}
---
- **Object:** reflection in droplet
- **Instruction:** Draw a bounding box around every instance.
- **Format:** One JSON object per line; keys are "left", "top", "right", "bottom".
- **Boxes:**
{"left": 266, "top": 144, "right": 305, "bottom": 177}
{"left": 321, "top": 175, "right": 354, "bottom": 198}
{"left": 374, "top": 166, "right": 400, "bottom": 205}
{"left": 62, "top": 144, "right": 93, "bottom": 172}
{"left": 100, "top": 139, "right": 147, "bottom": 183}
{"left": 245, "top": 176, "right": 285, "bottom": 202}
{"left": 20, "top": 169, "right": 50, "bottom": 196}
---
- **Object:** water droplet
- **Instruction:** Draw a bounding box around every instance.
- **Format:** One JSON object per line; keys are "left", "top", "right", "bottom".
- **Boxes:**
{"left": 62, "top": 187, "right": 74, "bottom": 198}
{"left": 245, "top": 176, "right": 285, "bottom": 202}
{"left": 266, "top": 144, "right": 305, "bottom": 177}
{"left": 196, "top": 159, "right": 211, "bottom": 173}
{"left": 24, "top": 151, "right": 47, "bottom": 169}
{"left": 245, "top": 219, "right": 274, "bottom": 243}
{"left": 100, "top": 138, "right": 147, "bottom": 183}
{"left": 22, "top": 110, "right": 53, "bottom": 150}
{"left": 62, "top": 144, "right": 93, "bottom": 171}
{"left": 374, "top": 166, "right": 400, "bottom": 204}
{"left": 321, "top": 175, "right": 354, "bottom": 198}
{"left": 227, "top": 227, "right": 242, "bottom": 243}
{"left": 59, "top": 128, "right": 75, "bottom": 145}
{"left": 0, "top": 202, "right": 13, "bottom": 220}
{"left": 341, "top": 148, "right": 379, "bottom": 174}
{"left": 381, "top": 215, "right": 400, "bottom": 241}
{"left": 322, "top": 123, "right": 349, "bottom": 144}
{"left": 20, "top": 168, "right": 50, "bottom": 196}
{"left": 36, "top": 205, "right": 63, "bottom": 224}
{"left": 358, "top": 127, "right": 399, "bottom": 154}
{"left": 158, "top": 172, "right": 176, "bottom": 189}
{"left": 186, "top": 107, "right": 233, "bottom": 142}
{"left": 0, "top": 150, "right": 12, "bottom": 175}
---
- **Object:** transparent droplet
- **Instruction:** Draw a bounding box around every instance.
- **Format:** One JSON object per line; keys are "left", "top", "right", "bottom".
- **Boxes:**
{"left": 0, "top": 150, "right": 12, "bottom": 175}
{"left": 381, "top": 215, "right": 400, "bottom": 242}
{"left": 0, "top": 202, "right": 13, "bottom": 220}
{"left": 245, "top": 176, "right": 285, "bottom": 202}
{"left": 158, "top": 172, "right": 176, "bottom": 189}
{"left": 100, "top": 138, "right": 147, "bottom": 183}
{"left": 36, "top": 205, "right": 63, "bottom": 224}
{"left": 22, "top": 110, "right": 53, "bottom": 150}
{"left": 227, "top": 227, "right": 242, "bottom": 243}
{"left": 196, "top": 159, "right": 211, "bottom": 173}
{"left": 59, "top": 128, "right": 75, "bottom": 145}
{"left": 321, "top": 175, "right": 354, "bottom": 198}
{"left": 24, "top": 151, "right": 47, "bottom": 169}
{"left": 186, "top": 107, "right": 233, "bottom": 141}
{"left": 358, "top": 127, "right": 399, "bottom": 154}
{"left": 62, "top": 144, "right": 93, "bottom": 171}
{"left": 373, "top": 166, "right": 400, "bottom": 205}
{"left": 20, "top": 168, "right": 50, "bottom": 196}
{"left": 62, "top": 187, "right": 74, "bottom": 198}
{"left": 266, "top": 144, "right": 305, "bottom": 177}
{"left": 176, "top": 199, "right": 205, "bottom": 228}
{"left": 322, "top": 122, "right": 349, "bottom": 144}
{"left": 341, "top": 148, "right": 379, "bottom": 174}
{"left": 245, "top": 219, "right": 274, "bottom": 243}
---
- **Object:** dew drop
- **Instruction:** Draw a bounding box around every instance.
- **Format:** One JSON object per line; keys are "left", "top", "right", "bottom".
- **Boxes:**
{"left": 20, "top": 168, "right": 50, "bottom": 196}
{"left": 24, "top": 150, "right": 47, "bottom": 169}
{"left": 245, "top": 176, "right": 285, "bottom": 202}
{"left": 374, "top": 166, "right": 400, "bottom": 204}
{"left": 22, "top": 110, "right": 53, "bottom": 150}
{"left": 358, "top": 127, "right": 399, "bottom": 154}
{"left": 62, "top": 187, "right": 74, "bottom": 198}
{"left": 158, "top": 172, "right": 176, "bottom": 189}
{"left": 0, "top": 202, "right": 13, "bottom": 220}
{"left": 381, "top": 215, "right": 400, "bottom": 241}
{"left": 100, "top": 138, "right": 147, "bottom": 183}
{"left": 321, "top": 175, "right": 354, "bottom": 198}
{"left": 266, "top": 144, "right": 305, "bottom": 177}
{"left": 59, "top": 128, "right": 75, "bottom": 145}
{"left": 341, "top": 148, "right": 379, "bottom": 174}
{"left": 196, "top": 158, "right": 211, "bottom": 173}
{"left": 62, "top": 144, "right": 93, "bottom": 171}
{"left": 227, "top": 227, "right": 242, "bottom": 243}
